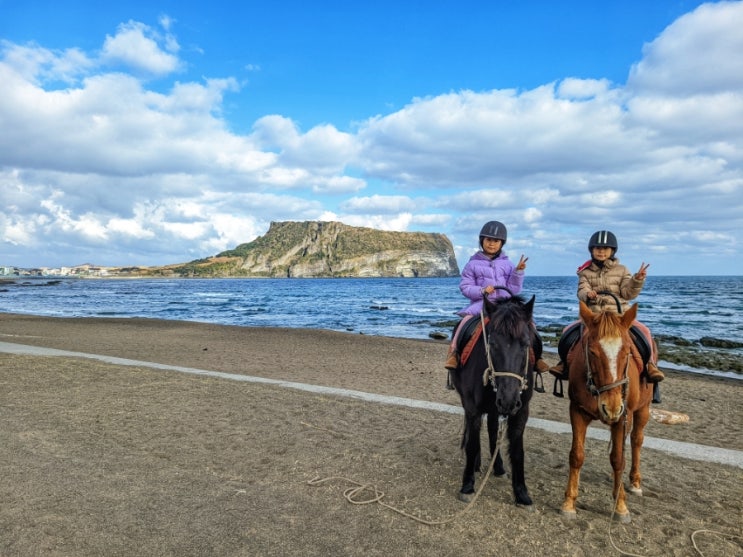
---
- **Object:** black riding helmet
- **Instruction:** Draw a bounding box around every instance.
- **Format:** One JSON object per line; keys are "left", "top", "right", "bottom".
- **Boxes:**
{"left": 479, "top": 221, "right": 507, "bottom": 248}
{"left": 588, "top": 230, "right": 618, "bottom": 254}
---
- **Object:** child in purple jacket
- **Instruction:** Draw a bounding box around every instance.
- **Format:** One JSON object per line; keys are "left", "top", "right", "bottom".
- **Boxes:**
{"left": 445, "top": 221, "right": 549, "bottom": 386}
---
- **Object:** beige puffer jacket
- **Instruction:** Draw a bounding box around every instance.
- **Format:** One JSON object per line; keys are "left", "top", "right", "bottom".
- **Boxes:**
{"left": 577, "top": 257, "right": 645, "bottom": 314}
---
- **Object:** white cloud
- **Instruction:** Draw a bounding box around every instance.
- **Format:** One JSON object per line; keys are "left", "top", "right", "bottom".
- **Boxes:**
{"left": 0, "top": 40, "right": 94, "bottom": 84}
{"left": 101, "top": 21, "right": 180, "bottom": 75}
{"left": 627, "top": 92, "right": 743, "bottom": 145}
{"left": 1, "top": 4, "right": 742, "bottom": 275}
{"left": 557, "top": 77, "right": 613, "bottom": 99}
{"left": 410, "top": 213, "right": 450, "bottom": 227}
{"left": 442, "top": 189, "right": 518, "bottom": 211}
{"left": 340, "top": 213, "right": 415, "bottom": 232}
{"left": 522, "top": 207, "right": 542, "bottom": 223}
{"left": 356, "top": 83, "right": 642, "bottom": 185}
{"left": 108, "top": 217, "right": 156, "bottom": 240}
{"left": 628, "top": 1, "right": 743, "bottom": 95}
{"left": 340, "top": 195, "right": 416, "bottom": 213}
{"left": 161, "top": 221, "right": 210, "bottom": 240}
{"left": 309, "top": 175, "right": 367, "bottom": 194}
{"left": 252, "top": 115, "right": 359, "bottom": 173}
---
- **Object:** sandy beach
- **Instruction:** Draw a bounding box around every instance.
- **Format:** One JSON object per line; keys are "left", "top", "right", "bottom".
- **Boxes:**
{"left": 0, "top": 313, "right": 741, "bottom": 556}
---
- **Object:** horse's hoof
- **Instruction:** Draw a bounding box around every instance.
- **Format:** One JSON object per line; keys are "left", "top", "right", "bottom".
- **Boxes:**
{"left": 516, "top": 503, "right": 535, "bottom": 512}
{"left": 560, "top": 509, "right": 577, "bottom": 520}
{"left": 458, "top": 491, "right": 474, "bottom": 503}
{"left": 628, "top": 485, "right": 643, "bottom": 496}
{"left": 614, "top": 512, "right": 632, "bottom": 524}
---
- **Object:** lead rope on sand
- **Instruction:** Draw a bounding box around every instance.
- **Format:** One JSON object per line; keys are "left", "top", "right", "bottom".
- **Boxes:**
{"left": 307, "top": 416, "right": 508, "bottom": 526}
{"left": 602, "top": 419, "right": 742, "bottom": 557}
{"left": 691, "top": 529, "right": 743, "bottom": 556}
{"left": 606, "top": 413, "right": 646, "bottom": 557}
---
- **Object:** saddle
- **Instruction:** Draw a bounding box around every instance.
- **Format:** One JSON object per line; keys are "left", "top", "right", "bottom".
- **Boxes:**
{"left": 455, "top": 317, "right": 536, "bottom": 368}
{"left": 557, "top": 322, "right": 652, "bottom": 368}
{"left": 554, "top": 321, "right": 657, "bottom": 402}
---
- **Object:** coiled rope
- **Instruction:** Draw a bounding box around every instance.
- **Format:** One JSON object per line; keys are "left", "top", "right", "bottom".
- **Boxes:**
{"left": 307, "top": 415, "right": 509, "bottom": 526}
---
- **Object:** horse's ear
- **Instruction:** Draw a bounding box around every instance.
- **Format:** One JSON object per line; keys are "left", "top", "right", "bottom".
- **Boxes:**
{"left": 579, "top": 300, "right": 593, "bottom": 324}
{"left": 483, "top": 294, "right": 497, "bottom": 314}
{"left": 525, "top": 295, "right": 535, "bottom": 318}
{"left": 622, "top": 303, "right": 639, "bottom": 328}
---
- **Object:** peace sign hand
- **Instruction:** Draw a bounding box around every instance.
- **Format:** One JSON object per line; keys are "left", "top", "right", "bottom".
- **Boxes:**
{"left": 516, "top": 255, "right": 528, "bottom": 271}
{"left": 635, "top": 262, "right": 650, "bottom": 280}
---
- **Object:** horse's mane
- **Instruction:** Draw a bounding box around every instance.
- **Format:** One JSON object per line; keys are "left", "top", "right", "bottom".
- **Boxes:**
{"left": 488, "top": 296, "right": 531, "bottom": 339}
{"left": 592, "top": 310, "right": 624, "bottom": 339}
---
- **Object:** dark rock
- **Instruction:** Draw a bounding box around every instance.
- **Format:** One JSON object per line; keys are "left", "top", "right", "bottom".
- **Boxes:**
{"left": 699, "top": 337, "right": 743, "bottom": 349}
{"left": 655, "top": 334, "right": 695, "bottom": 347}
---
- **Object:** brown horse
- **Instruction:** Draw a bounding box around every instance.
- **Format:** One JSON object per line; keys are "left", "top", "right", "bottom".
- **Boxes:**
{"left": 560, "top": 301, "right": 653, "bottom": 522}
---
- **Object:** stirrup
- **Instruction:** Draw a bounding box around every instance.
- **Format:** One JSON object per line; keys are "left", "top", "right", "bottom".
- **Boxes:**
{"left": 446, "top": 371, "right": 456, "bottom": 391}
{"left": 533, "top": 372, "right": 545, "bottom": 393}
{"left": 652, "top": 383, "right": 661, "bottom": 404}
{"left": 552, "top": 377, "right": 564, "bottom": 398}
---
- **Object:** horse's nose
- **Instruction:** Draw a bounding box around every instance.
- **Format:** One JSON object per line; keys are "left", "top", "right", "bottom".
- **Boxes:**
{"left": 496, "top": 394, "right": 522, "bottom": 416}
{"left": 599, "top": 401, "right": 625, "bottom": 423}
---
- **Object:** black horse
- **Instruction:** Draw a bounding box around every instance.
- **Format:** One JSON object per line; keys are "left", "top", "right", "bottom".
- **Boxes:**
{"left": 450, "top": 292, "right": 536, "bottom": 507}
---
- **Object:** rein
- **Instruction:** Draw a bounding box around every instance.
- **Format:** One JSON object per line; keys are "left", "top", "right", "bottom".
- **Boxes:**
{"left": 480, "top": 309, "right": 528, "bottom": 391}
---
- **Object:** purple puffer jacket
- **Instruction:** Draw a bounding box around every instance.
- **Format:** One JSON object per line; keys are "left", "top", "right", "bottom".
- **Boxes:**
{"left": 457, "top": 251, "right": 524, "bottom": 316}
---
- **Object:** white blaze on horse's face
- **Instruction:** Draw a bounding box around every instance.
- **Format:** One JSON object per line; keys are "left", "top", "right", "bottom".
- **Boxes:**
{"left": 599, "top": 336, "right": 622, "bottom": 381}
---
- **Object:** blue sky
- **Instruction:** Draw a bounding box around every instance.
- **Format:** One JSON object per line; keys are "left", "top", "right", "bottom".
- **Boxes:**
{"left": 1, "top": 0, "right": 742, "bottom": 275}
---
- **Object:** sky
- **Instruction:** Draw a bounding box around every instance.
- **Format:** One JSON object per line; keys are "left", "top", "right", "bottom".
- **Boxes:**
{"left": 1, "top": 0, "right": 742, "bottom": 276}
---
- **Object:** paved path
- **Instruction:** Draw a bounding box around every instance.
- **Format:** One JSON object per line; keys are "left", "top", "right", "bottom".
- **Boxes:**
{"left": 2, "top": 341, "right": 741, "bottom": 469}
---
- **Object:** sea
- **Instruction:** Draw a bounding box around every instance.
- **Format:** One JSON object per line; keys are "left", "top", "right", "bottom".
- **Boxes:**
{"left": 1, "top": 275, "right": 741, "bottom": 376}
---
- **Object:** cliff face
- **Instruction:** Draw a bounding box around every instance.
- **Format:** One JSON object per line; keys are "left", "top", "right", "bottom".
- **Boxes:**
{"left": 168, "top": 221, "right": 460, "bottom": 278}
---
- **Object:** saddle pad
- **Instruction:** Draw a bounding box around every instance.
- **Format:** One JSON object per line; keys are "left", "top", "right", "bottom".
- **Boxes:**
{"left": 629, "top": 325, "right": 651, "bottom": 364}
{"left": 459, "top": 319, "right": 487, "bottom": 366}
{"left": 558, "top": 323, "right": 582, "bottom": 362}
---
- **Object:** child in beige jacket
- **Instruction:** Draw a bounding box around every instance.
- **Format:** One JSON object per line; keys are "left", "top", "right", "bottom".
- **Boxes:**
{"left": 549, "top": 230, "right": 664, "bottom": 383}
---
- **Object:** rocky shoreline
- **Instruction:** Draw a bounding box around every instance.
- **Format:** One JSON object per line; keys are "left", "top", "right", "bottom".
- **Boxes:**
{"left": 538, "top": 324, "right": 743, "bottom": 375}
{"left": 432, "top": 317, "right": 743, "bottom": 375}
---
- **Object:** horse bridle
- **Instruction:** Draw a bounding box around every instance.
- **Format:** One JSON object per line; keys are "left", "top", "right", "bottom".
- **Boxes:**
{"left": 583, "top": 290, "right": 630, "bottom": 399}
{"left": 479, "top": 308, "right": 529, "bottom": 393}
{"left": 583, "top": 336, "right": 630, "bottom": 398}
